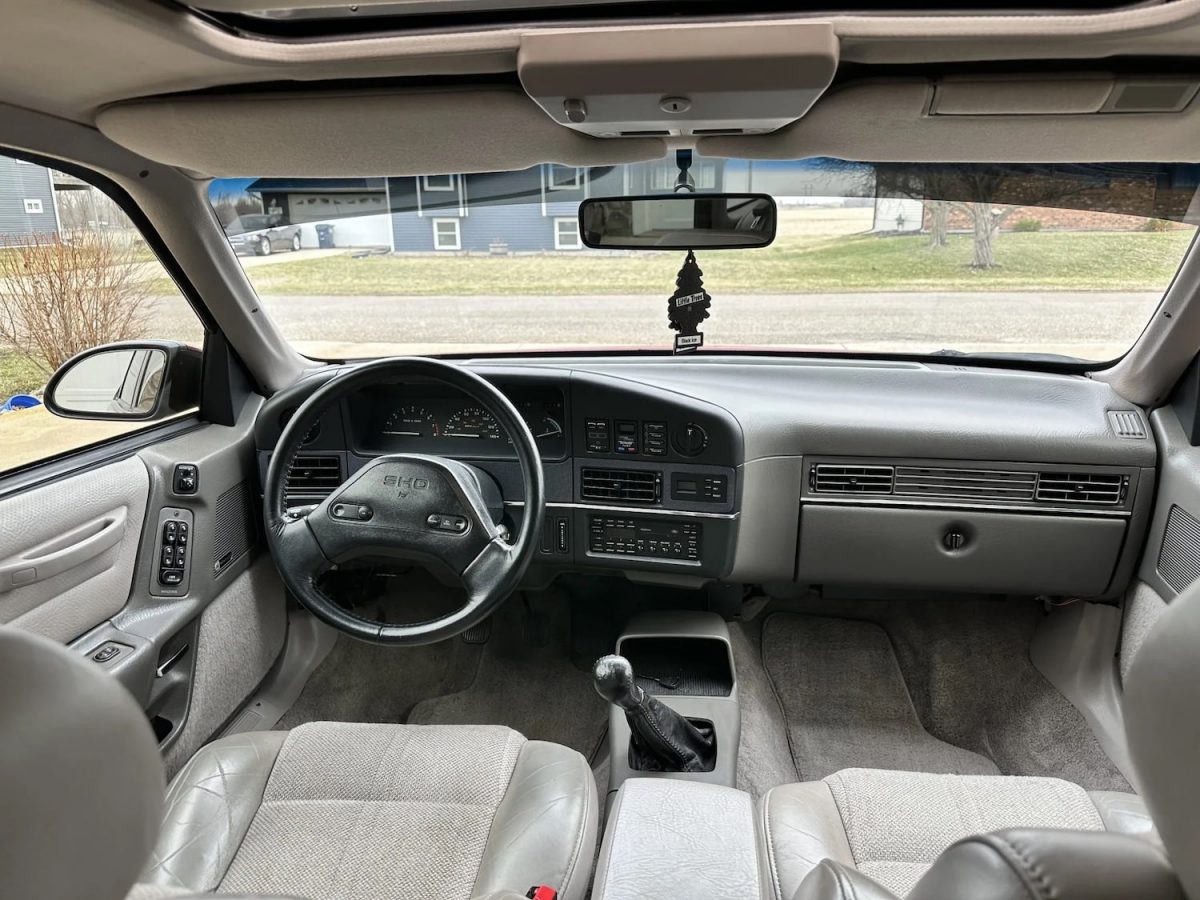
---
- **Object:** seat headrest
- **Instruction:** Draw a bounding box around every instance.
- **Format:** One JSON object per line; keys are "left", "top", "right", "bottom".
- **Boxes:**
{"left": 0, "top": 627, "right": 164, "bottom": 900}
{"left": 1126, "top": 583, "right": 1200, "bottom": 899}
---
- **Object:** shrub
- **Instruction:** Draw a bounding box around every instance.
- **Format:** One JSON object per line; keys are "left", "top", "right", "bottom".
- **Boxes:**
{"left": 0, "top": 230, "right": 151, "bottom": 374}
{"left": 1012, "top": 218, "right": 1042, "bottom": 233}
{"left": 1142, "top": 218, "right": 1173, "bottom": 232}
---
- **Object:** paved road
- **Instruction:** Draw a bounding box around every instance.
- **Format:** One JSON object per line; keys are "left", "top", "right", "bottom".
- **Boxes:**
{"left": 148, "top": 291, "right": 1162, "bottom": 360}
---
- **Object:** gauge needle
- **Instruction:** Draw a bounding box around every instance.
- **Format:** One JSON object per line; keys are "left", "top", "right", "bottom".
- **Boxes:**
{"left": 382, "top": 430, "right": 422, "bottom": 436}
{"left": 445, "top": 433, "right": 481, "bottom": 439}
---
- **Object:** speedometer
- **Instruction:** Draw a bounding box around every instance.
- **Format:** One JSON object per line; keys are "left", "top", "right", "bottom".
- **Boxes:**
{"left": 382, "top": 405, "right": 438, "bottom": 438}
{"left": 444, "top": 407, "right": 502, "bottom": 439}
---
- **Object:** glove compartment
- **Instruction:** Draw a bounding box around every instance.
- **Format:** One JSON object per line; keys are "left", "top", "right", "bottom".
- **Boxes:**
{"left": 796, "top": 504, "right": 1126, "bottom": 597}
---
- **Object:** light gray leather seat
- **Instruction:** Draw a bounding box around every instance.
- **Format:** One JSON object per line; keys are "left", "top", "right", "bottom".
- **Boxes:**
{"left": 0, "top": 626, "right": 598, "bottom": 900}
{"left": 135, "top": 722, "right": 597, "bottom": 900}
{"left": 762, "top": 574, "right": 1200, "bottom": 900}
{"left": 759, "top": 769, "right": 1157, "bottom": 899}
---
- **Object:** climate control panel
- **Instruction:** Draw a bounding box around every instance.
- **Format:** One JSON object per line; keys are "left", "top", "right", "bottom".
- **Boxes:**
{"left": 588, "top": 515, "right": 700, "bottom": 562}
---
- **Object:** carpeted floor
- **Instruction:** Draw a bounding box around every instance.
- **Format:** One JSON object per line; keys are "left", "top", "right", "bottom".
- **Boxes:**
{"left": 762, "top": 613, "right": 1000, "bottom": 781}
{"left": 408, "top": 594, "right": 609, "bottom": 759}
{"left": 278, "top": 586, "right": 610, "bottom": 763}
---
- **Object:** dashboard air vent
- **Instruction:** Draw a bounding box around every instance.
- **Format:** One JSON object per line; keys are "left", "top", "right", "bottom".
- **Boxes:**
{"left": 1035, "top": 472, "right": 1125, "bottom": 505}
{"left": 581, "top": 467, "right": 662, "bottom": 504}
{"left": 285, "top": 454, "right": 343, "bottom": 503}
{"left": 1107, "top": 410, "right": 1148, "bottom": 440}
{"left": 811, "top": 464, "right": 894, "bottom": 494}
{"left": 894, "top": 466, "right": 1036, "bottom": 502}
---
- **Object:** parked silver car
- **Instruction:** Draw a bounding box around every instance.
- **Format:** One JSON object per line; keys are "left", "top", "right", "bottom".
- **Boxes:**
{"left": 224, "top": 213, "right": 302, "bottom": 255}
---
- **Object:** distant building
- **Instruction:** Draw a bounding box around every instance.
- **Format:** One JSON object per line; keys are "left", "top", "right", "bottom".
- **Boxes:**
{"left": 0, "top": 157, "right": 59, "bottom": 242}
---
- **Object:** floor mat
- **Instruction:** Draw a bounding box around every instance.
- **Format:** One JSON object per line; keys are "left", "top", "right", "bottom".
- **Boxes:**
{"left": 407, "top": 597, "right": 610, "bottom": 760}
{"left": 762, "top": 613, "right": 1000, "bottom": 781}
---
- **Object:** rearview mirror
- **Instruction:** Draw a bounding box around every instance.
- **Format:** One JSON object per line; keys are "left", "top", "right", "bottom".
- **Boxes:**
{"left": 579, "top": 193, "right": 777, "bottom": 250}
{"left": 45, "top": 341, "right": 202, "bottom": 422}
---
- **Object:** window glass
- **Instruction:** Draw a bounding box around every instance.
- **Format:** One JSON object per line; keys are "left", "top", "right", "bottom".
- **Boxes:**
{"left": 210, "top": 159, "right": 1199, "bottom": 362}
{"left": 0, "top": 156, "right": 203, "bottom": 474}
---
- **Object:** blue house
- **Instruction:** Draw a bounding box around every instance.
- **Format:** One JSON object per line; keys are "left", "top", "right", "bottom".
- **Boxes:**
{"left": 386, "top": 159, "right": 737, "bottom": 253}
{"left": 243, "top": 159, "right": 746, "bottom": 253}
{"left": 0, "top": 157, "right": 59, "bottom": 242}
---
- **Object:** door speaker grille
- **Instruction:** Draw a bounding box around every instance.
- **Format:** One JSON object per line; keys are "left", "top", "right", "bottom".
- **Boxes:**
{"left": 213, "top": 480, "right": 256, "bottom": 576}
{"left": 1157, "top": 504, "right": 1200, "bottom": 594}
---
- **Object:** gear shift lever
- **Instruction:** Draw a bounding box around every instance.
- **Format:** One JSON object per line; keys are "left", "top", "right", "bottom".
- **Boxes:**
{"left": 593, "top": 654, "right": 716, "bottom": 773}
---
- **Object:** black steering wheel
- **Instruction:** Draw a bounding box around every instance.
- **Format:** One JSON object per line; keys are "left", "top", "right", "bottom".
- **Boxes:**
{"left": 263, "top": 358, "right": 545, "bottom": 645}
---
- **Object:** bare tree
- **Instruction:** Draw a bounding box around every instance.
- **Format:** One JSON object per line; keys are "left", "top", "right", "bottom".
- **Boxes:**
{"left": 0, "top": 230, "right": 152, "bottom": 375}
{"left": 927, "top": 200, "right": 950, "bottom": 249}
{"left": 877, "top": 165, "right": 1094, "bottom": 269}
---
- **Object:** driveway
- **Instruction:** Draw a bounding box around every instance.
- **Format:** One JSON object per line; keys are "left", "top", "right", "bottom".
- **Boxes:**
{"left": 145, "top": 290, "right": 1161, "bottom": 360}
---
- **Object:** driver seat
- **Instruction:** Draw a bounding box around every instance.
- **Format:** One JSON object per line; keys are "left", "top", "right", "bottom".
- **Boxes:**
{"left": 0, "top": 628, "right": 598, "bottom": 900}
{"left": 139, "top": 723, "right": 597, "bottom": 900}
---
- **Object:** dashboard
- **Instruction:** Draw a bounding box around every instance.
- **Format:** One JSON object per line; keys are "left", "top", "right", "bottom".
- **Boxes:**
{"left": 255, "top": 357, "right": 1156, "bottom": 600}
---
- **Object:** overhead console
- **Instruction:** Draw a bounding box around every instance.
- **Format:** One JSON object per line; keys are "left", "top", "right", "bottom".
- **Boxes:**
{"left": 518, "top": 22, "right": 838, "bottom": 138}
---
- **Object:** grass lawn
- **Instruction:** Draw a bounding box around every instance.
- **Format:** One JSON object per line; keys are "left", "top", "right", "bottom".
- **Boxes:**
{"left": 240, "top": 229, "right": 1195, "bottom": 297}
{"left": 0, "top": 350, "right": 48, "bottom": 397}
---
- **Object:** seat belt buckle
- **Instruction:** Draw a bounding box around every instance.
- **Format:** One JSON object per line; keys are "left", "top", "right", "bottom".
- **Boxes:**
{"left": 526, "top": 887, "right": 558, "bottom": 900}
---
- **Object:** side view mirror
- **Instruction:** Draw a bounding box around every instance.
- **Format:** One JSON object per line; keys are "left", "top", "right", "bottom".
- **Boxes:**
{"left": 45, "top": 341, "right": 202, "bottom": 422}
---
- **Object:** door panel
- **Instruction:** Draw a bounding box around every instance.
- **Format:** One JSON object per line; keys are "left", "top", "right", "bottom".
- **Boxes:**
{"left": 0, "top": 456, "right": 149, "bottom": 642}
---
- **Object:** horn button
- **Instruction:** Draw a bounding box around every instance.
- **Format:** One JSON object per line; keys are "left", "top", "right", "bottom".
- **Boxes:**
{"left": 308, "top": 455, "right": 501, "bottom": 569}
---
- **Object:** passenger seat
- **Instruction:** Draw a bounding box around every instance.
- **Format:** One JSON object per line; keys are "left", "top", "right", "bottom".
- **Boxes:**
{"left": 758, "top": 579, "right": 1200, "bottom": 900}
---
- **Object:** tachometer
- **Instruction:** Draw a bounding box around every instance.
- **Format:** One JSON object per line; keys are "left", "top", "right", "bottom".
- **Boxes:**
{"left": 444, "top": 407, "right": 502, "bottom": 439}
{"left": 382, "top": 405, "right": 438, "bottom": 438}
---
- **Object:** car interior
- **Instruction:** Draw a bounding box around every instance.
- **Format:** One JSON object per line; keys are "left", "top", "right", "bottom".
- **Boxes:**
{"left": 5, "top": 2, "right": 1200, "bottom": 899}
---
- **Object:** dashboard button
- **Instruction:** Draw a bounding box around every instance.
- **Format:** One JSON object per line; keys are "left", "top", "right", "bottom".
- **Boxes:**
{"left": 673, "top": 422, "right": 708, "bottom": 457}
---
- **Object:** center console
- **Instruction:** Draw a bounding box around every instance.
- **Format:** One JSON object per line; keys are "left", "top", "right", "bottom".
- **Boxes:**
{"left": 601, "top": 611, "right": 740, "bottom": 797}
{"left": 593, "top": 611, "right": 757, "bottom": 899}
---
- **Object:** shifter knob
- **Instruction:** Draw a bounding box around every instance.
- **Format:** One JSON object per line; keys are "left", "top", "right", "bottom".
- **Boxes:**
{"left": 593, "top": 654, "right": 644, "bottom": 710}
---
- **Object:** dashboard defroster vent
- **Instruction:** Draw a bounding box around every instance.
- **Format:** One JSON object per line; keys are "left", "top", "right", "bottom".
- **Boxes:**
{"left": 811, "top": 464, "right": 894, "bottom": 494}
{"left": 1035, "top": 472, "right": 1125, "bottom": 505}
{"left": 285, "top": 454, "right": 344, "bottom": 503}
{"left": 894, "top": 466, "right": 1037, "bottom": 502}
{"left": 1107, "top": 410, "right": 1148, "bottom": 440}
{"left": 581, "top": 467, "right": 662, "bottom": 504}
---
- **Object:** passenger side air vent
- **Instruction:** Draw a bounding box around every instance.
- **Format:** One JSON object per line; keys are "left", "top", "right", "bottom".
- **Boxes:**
{"left": 285, "top": 454, "right": 343, "bottom": 503}
{"left": 894, "top": 466, "right": 1036, "bottom": 502}
{"left": 581, "top": 467, "right": 662, "bottom": 504}
{"left": 1035, "top": 472, "right": 1125, "bottom": 505}
{"left": 1108, "top": 410, "right": 1148, "bottom": 440}
{"left": 811, "top": 464, "right": 894, "bottom": 494}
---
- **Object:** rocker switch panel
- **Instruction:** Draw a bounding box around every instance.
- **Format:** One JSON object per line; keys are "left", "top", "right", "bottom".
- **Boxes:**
{"left": 151, "top": 507, "right": 194, "bottom": 598}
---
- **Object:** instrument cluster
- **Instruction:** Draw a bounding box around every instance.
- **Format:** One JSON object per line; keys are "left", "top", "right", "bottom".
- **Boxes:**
{"left": 352, "top": 384, "right": 567, "bottom": 459}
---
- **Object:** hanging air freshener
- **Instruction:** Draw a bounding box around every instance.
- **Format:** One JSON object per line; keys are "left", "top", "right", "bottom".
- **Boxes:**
{"left": 667, "top": 250, "right": 711, "bottom": 354}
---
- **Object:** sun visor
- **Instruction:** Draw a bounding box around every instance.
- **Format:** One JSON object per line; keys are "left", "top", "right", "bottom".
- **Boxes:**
{"left": 519, "top": 22, "right": 838, "bottom": 138}
{"left": 96, "top": 88, "right": 667, "bottom": 178}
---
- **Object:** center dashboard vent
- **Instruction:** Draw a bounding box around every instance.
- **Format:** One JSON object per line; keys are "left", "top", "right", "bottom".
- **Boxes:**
{"left": 1035, "top": 472, "right": 1126, "bottom": 505}
{"left": 894, "top": 466, "right": 1037, "bottom": 502}
{"left": 285, "top": 454, "right": 344, "bottom": 503}
{"left": 811, "top": 464, "right": 895, "bottom": 494}
{"left": 581, "top": 467, "right": 662, "bottom": 504}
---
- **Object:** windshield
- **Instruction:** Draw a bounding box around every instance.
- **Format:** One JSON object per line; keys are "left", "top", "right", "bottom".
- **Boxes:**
{"left": 210, "top": 158, "right": 1200, "bottom": 362}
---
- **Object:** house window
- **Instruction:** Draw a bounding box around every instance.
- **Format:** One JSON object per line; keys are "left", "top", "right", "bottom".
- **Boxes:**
{"left": 432, "top": 218, "right": 461, "bottom": 251}
{"left": 23, "top": 198, "right": 43, "bottom": 214}
{"left": 547, "top": 165, "right": 582, "bottom": 191}
{"left": 554, "top": 217, "right": 582, "bottom": 250}
{"left": 422, "top": 174, "right": 455, "bottom": 192}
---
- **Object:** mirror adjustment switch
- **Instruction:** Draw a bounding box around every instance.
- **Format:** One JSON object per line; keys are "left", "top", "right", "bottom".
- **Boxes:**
{"left": 173, "top": 464, "right": 199, "bottom": 495}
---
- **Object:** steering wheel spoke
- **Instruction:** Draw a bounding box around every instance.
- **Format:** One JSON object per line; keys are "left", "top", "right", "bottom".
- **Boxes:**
{"left": 461, "top": 538, "right": 518, "bottom": 607}
{"left": 271, "top": 513, "right": 331, "bottom": 584}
